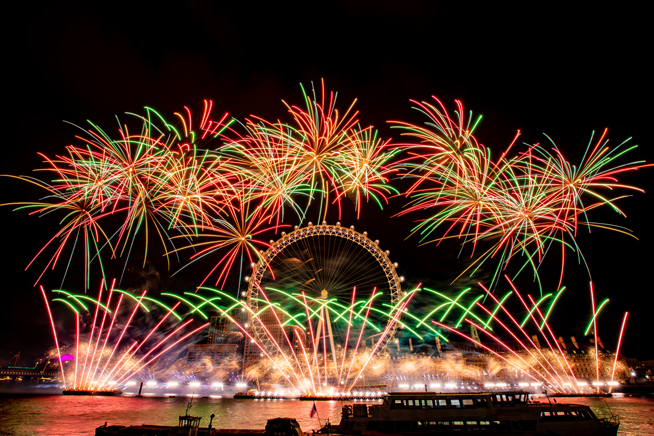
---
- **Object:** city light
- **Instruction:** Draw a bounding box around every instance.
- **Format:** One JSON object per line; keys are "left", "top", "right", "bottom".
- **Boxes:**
{"left": 189, "top": 381, "right": 201, "bottom": 387}
{"left": 146, "top": 381, "right": 157, "bottom": 387}
{"left": 167, "top": 382, "right": 179, "bottom": 387}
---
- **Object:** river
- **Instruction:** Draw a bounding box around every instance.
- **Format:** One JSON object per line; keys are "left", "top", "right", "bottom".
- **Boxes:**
{"left": 0, "top": 393, "right": 652, "bottom": 435}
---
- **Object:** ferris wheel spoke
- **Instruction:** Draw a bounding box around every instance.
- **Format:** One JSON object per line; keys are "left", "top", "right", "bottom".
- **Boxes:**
{"left": 246, "top": 223, "right": 403, "bottom": 393}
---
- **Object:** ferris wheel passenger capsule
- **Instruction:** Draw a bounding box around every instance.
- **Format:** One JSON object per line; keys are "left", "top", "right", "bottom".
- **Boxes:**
{"left": 400, "top": 276, "right": 405, "bottom": 282}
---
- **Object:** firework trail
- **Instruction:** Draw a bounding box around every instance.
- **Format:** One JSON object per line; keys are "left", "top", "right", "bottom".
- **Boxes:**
{"left": 391, "top": 97, "right": 651, "bottom": 290}
{"left": 45, "top": 280, "right": 208, "bottom": 392}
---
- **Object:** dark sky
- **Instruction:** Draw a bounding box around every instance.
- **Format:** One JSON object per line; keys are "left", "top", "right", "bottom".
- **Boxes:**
{"left": 2, "top": 2, "right": 652, "bottom": 364}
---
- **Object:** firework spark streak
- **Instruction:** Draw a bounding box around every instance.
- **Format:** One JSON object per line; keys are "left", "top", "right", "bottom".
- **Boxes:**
{"left": 1, "top": 87, "right": 649, "bottom": 395}
{"left": 44, "top": 282, "right": 206, "bottom": 392}
{"left": 390, "top": 98, "right": 652, "bottom": 289}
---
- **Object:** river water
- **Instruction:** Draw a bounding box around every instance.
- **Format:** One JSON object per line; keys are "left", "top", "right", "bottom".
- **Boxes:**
{"left": 0, "top": 393, "right": 652, "bottom": 435}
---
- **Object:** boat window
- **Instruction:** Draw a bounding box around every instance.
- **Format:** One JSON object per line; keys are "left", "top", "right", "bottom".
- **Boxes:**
{"left": 582, "top": 411, "right": 595, "bottom": 420}
{"left": 568, "top": 411, "right": 581, "bottom": 420}
{"left": 476, "top": 398, "right": 488, "bottom": 408}
{"left": 479, "top": 420, "right": 490, "bottom": 429}
{"left": 462, "top": 399, "right": 475, "bottom": 409}
{"left": 450, "top": 399, "right": 461, "bottom": 408}
{"left": 491, "top": 421, "right": 505, "bottom": 430}
{"left": 466, "top": 421, "right": 479, "bottom": 430}
{"left": 425, "top": 399, "right": 434, "bottom": 408}
{"left": 393, "top": 399, "right": 405, "bottom": 409}
{"left": 437, "top": 399, "right": 448, "bottom": 408}
{"left": 452, "top": 421, "right": 464, "bottom": 431}
{"left": 540, "top": 411, "right": 553, "bottom": 422}
{"left": 495, "top": 394, "right": 502, "bottom": 403}
{"left": 437, "top": 421, "right": 450, "bottom": 430}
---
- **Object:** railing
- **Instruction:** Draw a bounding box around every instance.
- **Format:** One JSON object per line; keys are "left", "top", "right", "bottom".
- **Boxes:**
{"left": 598, "top": 414, "right": 620, "bottom": 426}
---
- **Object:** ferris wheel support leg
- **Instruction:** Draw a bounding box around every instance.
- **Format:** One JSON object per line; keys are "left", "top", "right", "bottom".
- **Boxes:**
{"left": 324, "top": 308, "right": 339, "bottom": 382}
{"left": 314, "top": 309, "right": 323, "bottom": 386}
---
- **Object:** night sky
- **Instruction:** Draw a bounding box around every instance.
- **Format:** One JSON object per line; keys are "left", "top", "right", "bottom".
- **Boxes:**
{"left": 2, "top": 3, "right": 652, "bottom": 365}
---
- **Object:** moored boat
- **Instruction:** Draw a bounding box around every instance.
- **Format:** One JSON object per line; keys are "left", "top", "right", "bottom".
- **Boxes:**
{"left": 63, "top": 389, "right": 122, "bottom": 396}
{"left": 551, "top": 392, "right": 612, "bottom": 398}
{"left": 96, "top": 416, "right": 304, "bottom": 436}
{"left": 333, "top": 391, "right": 619, "bottom": 435}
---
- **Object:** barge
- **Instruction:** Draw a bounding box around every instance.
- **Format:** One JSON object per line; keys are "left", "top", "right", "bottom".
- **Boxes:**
{"left": 551, "top": 392, "right": 613, "bottom": 398}
{"left": 63, "top": 389, "right": 122, "bottom": 396}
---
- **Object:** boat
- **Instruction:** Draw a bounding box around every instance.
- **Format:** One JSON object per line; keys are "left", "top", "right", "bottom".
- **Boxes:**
{"left": 233, "top": 390, "right": 256, "bottom": 399}
{"left": 332, "top": 391, "right": 619, "bottom": 435}
{"left": 551, "top": 392, "right": 612, "bottom": 398}
{"left": 299, "top": 393, "right": 384, "bottom": 401}
{"left": 96, "top": 416, "right": 304, "bottom": 436}
{"left": 234, "top": 390, "right": 299, "bottom": 400}
{"left": 63, "top": 389, "right": 122, "bottom": 396}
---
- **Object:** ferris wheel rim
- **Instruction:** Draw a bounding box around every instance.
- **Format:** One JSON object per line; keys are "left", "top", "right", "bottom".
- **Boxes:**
{"left": 244, "top": 222, "right": 403, "bottom": 355}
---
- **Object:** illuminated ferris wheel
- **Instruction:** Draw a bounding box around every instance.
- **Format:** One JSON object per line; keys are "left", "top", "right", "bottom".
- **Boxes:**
{"left": 244, "top": 222, "right": 404, "bottom": 387}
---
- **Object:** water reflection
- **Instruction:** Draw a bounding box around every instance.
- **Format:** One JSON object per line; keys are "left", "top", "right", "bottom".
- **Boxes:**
{"left": 0, "top": 393, "right": 652, "bottom": 435}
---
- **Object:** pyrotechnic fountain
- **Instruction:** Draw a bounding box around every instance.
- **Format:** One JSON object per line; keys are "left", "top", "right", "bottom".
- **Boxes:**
{"left": 41, "top": 280, "right": 208, "bottom": 395}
